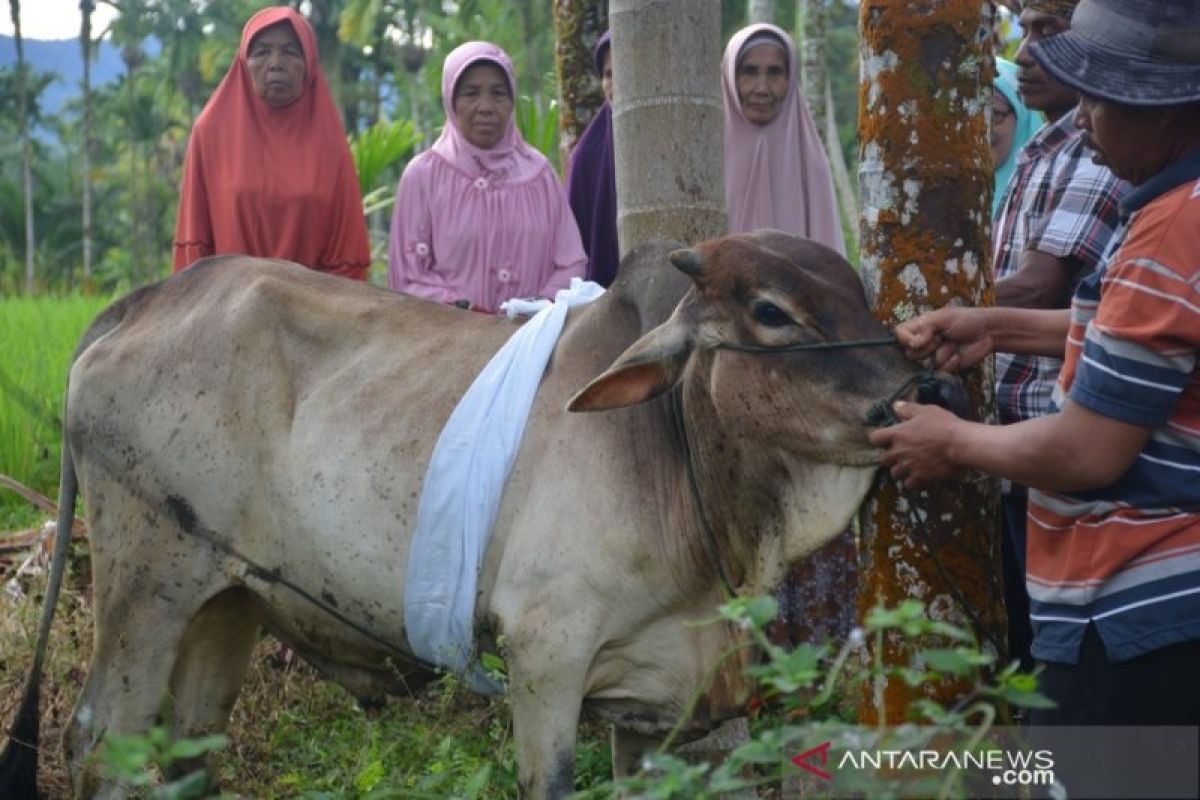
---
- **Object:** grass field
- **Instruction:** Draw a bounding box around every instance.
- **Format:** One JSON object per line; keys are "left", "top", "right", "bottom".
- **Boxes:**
{"left": 0, "top": 295, "right": 114, "bottom": 530}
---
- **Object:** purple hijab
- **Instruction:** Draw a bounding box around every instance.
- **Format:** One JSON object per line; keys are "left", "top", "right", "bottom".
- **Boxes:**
{"left": 565, "top": 32, "right": 619, "bottom": 287}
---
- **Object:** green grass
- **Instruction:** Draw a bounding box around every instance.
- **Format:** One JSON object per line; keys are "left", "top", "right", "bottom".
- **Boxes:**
{"left": 221, "top": 666, "right": 612, "bottom": 799}
{"left": 0, "top": 294, "right": 112, "bottom": 528}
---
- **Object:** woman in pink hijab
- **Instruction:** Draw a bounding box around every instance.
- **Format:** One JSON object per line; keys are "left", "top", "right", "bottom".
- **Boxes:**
{"left": 388, "top": 42, "right": 586, "bottom": 312}
{"left": 722, "top": 24, "right": 845, "bottom": 255}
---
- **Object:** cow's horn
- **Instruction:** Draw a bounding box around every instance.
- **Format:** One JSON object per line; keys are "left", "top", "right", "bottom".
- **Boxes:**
{"left": 669, "top": 248, "right": 704, "bottom": 277}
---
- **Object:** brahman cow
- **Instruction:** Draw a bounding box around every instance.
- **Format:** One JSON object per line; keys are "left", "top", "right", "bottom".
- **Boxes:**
{"left": 1, "top": 230, "right": 959, "bottom": 798}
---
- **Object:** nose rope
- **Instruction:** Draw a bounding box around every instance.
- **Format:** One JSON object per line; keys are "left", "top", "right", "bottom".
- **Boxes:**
{"left": 710, "top": 332, "right": 942, "bottom": 427}
{"left": 864, "top": 370, "right": 946, "bottom": 428}
{"left": 714, "top": 334, "right": 898, "bottom": 354}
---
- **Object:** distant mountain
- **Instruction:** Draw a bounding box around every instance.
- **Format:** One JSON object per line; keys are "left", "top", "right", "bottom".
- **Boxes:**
{"left": 0, "top": 34, "right": 160, "bottom": 117}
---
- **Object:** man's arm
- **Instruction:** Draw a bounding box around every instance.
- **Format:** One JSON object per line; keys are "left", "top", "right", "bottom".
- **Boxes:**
{"left": 869, "top": 399, "right": 1150, "bottom": 492}
{"left": 994, "top": 250, "right": 1083, "bottom": 308}
{"left": 894, "top": 306, "right": 1070, "bottom": 372}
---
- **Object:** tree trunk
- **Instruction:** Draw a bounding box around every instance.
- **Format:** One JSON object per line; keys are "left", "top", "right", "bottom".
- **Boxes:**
{"left": 825, "top": 75, "right": 859, "bottom": 252}
{"left": 122, "top": 46, "right": 143, "bottom": 285}
{"left": 552, "top": 0, "right": 608, "bottom": 170}
{"left": 857, "top": 0, "right": 1003, "bottom": 722}
{"left": 611, "top": 0, "right": 725, "bottom": 253}
{"left": 519, "top": 0, "right": 539, "bottom": 99}
{"left": 10, "top": 0, "right": 36, "bottom": 293}
{"left": 81, "top": 0, "right": 95, "bottom": 284}
{"left": 747, "top": 0, "right": 774, "bottom": 24}
{"left": 796, "top": 0, "right": 827, "bottom": 137}
{"left": 797, "top": 0, "right": 858, "bottom": 251}
{"left": 307, "top": 0, "right": 347, "bottom": 126}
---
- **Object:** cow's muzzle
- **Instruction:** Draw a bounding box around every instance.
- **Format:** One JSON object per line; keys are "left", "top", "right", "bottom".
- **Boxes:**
{"left": 917, "top": 372, "right": 972, "bottom": 419}
{"left": 865, "top": 371, "right": 971, "bottom": 428}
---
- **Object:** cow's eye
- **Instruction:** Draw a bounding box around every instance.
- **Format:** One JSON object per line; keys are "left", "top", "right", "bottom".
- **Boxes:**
{"left": 752, "top": 302, "right": 793, "bottom": 327}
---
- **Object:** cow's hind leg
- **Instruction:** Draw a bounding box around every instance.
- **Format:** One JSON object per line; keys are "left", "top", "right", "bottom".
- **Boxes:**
{"left": 166, "top": 587, "right": 261, "bottom": 781}
{"left": 65, "top": 585, "right": 195, "bottom": 799}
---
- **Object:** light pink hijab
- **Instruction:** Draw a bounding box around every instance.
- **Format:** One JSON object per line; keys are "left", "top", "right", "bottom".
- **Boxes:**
{"left": 428, "top": 42, "right": 546, "bottom": 184}
{"left": 387, "top": 42, "right": 586, "bottom": 312}
{"left": 722, "top": 24, "right": 845, "bottom": 255}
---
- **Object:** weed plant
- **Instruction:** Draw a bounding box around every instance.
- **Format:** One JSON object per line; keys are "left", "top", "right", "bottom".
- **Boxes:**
{"left": 578, "top": 597, "right": 1049, "bottom": 800}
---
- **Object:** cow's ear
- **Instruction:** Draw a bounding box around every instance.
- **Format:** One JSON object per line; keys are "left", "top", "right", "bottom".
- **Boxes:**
{"left": 567, "top": 321, "right": 692, "bottom": 412}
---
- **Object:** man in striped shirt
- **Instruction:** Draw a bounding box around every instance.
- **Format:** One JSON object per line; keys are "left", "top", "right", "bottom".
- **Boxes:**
{"left": 991, "top": 0, "right": 1127, "bottom": 672}
{"left": 871, "top": 0, "right": 1200, "bottom": 730}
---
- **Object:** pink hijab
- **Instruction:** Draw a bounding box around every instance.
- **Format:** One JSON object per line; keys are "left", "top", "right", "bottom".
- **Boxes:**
{"left": 722, "top": 24, "right": 845, "bottom": 255}
{"left": 387, "top": 42, "right": 586, "bottom": 311}
{"left": 429, "top": 42, "right": 546, "bottom": 183}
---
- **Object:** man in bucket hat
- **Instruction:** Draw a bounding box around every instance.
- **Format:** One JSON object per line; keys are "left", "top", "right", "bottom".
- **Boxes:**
{"left": 870, "top": 0, "right": 1200, "bottom": 730}
{"left": 989, "top": 0, "right": 1127, "bottom": 676}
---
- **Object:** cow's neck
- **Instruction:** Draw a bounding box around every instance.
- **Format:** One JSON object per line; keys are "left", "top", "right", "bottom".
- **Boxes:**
{"left": 679, "top": 363, "right": 876, "bottom": 598}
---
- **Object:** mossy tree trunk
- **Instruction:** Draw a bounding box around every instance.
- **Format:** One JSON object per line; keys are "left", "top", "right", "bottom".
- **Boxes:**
{"left": 856, "top": 0, "right": 1004, "bottom": 722}
{"left": 611, "top": 0, "right": 725, "bottom": 253}
{"left": 552, "top": 0, "right": 609, "bottom": 170}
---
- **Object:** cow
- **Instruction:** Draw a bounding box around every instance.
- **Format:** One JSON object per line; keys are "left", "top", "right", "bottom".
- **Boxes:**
{"left": 0, "top": 230, "right": 962, "bottom": 798}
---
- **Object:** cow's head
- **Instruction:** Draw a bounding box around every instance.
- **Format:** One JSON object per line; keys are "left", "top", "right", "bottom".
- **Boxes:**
{"left": 568, "top": 230, "right": 962, "bottom": 467}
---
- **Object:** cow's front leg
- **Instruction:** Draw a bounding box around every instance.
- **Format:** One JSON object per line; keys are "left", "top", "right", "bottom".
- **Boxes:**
{"left": 507, "top": 641, "right": 588, "bottom": 799}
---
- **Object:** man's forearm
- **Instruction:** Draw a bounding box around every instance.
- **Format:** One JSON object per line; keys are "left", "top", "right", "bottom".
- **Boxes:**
{"left": 981, "top": 307, "right": 1070, "bottom": 358}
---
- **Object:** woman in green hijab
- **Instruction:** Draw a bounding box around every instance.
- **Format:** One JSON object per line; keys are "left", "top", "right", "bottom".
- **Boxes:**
{"left": 991, "top": 58, "right": 1042, "bottom": 220}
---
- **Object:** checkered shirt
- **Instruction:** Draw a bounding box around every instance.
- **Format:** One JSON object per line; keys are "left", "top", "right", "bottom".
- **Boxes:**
{"left": 992, "top": 111, "right": 1128, "bottom": 425}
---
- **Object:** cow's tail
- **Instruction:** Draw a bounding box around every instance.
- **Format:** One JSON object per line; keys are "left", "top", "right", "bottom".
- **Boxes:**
{"left": 0, "top": 432, "right": 77, "bottom": 797}
{"left": 0, "top": 288, "right": 141, "bottom": 798}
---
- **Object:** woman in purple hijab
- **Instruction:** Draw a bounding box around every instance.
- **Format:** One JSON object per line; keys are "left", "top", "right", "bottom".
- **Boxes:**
{"left": 565, "top": 32, "right": 619, "bottom": 287}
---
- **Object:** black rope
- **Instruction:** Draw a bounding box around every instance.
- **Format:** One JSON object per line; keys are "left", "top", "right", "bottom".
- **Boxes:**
{"left": 859, "top": 370, "right": 1009, "bottom": 658}
{"left": 714, "top": 335, "right": 898, "bottom": 354}
{"left": 162, "top": 495, "right": 418, "bottom": 662}
{"left": 674, "top": 392, "right": 738, "bottom": 599}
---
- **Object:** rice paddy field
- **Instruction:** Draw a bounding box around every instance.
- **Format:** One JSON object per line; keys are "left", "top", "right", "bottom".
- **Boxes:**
{"left": 0, "top": 294, "right": 114, "bottom": 530}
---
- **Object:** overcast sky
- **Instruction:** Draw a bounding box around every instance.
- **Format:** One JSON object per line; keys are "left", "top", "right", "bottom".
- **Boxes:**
{"left": 0, "top": 1, "right": 119, "bottom": 41}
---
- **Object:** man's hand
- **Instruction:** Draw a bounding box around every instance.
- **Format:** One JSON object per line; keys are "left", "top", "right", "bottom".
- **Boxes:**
{"left": 895, "top": 307, "right": 993, "bottom": 372}
{"left": 868, "top": 401, "right": 966, "bottom": 489}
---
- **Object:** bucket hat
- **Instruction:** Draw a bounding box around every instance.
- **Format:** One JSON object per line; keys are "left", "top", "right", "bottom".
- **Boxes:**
{"left": 1029, "top": 0, "right": 1200, "bottom": 107}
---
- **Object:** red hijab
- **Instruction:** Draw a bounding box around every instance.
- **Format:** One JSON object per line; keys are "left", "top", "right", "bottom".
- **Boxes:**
{"left": 173, "top": 6, "right": 369, "bottom": 280}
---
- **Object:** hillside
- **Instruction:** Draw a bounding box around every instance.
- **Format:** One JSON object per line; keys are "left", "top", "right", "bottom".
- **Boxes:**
{"left": 0, "top": 34, "right": 158, "bottom": 116}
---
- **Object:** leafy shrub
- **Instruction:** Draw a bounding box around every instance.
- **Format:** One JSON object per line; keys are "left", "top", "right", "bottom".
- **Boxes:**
{"left": 576, "top": 597, "right": 1049, "bottom": 799}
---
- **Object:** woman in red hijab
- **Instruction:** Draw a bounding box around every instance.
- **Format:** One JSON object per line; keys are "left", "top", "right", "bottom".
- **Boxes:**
{"left": 172, "top": 6, "right": 370, "bottom": 280}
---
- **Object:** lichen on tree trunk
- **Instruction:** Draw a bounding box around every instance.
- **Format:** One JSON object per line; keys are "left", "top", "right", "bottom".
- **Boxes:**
{"left": 856, "top": 0, "right": 1005, "bottom": 723}
{"left": 553, "top": 0, "right": 609, "bottom": 172}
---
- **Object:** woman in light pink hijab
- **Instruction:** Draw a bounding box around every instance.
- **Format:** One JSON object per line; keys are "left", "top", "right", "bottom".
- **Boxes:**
{"left": 722, "top": 24, "right": 845, "bottom": 255}
{"left": 388, "top": 41, "right": 586, "bottom": 312}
